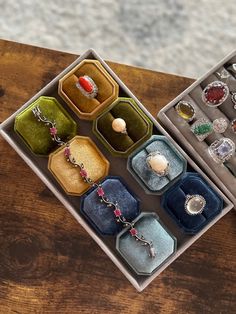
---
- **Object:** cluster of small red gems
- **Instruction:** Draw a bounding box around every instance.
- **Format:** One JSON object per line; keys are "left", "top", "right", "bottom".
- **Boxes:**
{"left": 50, "top": 127, "right": 57, "bottom": 136}
{"left": 64, "top": 146, "right": 70, "bottom": 158}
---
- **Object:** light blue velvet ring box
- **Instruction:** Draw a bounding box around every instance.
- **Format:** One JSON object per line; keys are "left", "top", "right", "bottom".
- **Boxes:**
{"left": 116, "top": 212, "right": 177, "bottom": 275}
{"left": 127, "top": 135, "right": 187, "bottom": 195}
{"left": 161, "top": 172, "right": 224, "bottom": 234}
{"left": 80, "top": 176, "right": 140, "bottom": 236}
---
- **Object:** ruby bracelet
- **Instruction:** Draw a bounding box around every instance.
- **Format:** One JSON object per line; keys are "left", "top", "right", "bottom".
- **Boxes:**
{"left": 32, "top": 105, "right": 156, "bottom": 258}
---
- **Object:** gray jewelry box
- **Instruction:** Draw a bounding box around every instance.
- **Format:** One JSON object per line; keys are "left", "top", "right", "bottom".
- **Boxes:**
{"left": 0, "top": 49, "right": 233, "bottom": 291}
{"left": 158, "top": 50, "right": 236, "bottom": 208}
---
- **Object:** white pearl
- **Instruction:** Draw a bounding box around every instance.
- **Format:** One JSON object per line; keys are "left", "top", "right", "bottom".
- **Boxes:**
{"left": 148, "top": 154, "right": 169, "bottom": 174}
{"left": 112, "top": 118, "right": 127, "bottom": 133}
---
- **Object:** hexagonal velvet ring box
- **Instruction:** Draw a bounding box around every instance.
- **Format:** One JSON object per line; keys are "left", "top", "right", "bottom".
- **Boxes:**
{"left": 127, "top": 135, "right": 187, "bottom": 195}
{"left": 116, "top": 212, "right": 177, "bottom": 275}
{"left": 48, "top": 136, "right": 110, "bottom": 196}
{"left": 80, "top": 176, "right": 140, "bottom": 235}
{"left": 58, "top": 59, "right": 119, "bottom": 120}
{"left": 14, "top": 96, "right": 77, "bottom": 156}
{"left": 161, "top": 172, "right": 224, "bottom": 234}
{"left": 93, "top": 97, "right": 153, "bottom": 157}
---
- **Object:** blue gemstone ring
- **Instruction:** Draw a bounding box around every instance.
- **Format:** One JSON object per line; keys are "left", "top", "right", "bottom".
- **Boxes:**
{"left": 208, "top": 138, "right": 235, "bottom": 164}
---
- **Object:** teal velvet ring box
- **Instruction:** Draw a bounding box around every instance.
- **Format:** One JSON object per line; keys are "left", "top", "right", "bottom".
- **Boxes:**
{"left": 116, "top": 212, "right": 177, "bottom": 275}
{"left": 93, "top": 97, "right": 153, "bottom": 157}
{"left": 127, "top": 135, "right": 187, "bottom": 194}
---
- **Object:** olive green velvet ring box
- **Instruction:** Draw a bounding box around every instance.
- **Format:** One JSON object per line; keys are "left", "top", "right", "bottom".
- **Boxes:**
{"left": 93, "top": 97, "right": 153, "bottom": 157}
{"left": 14, "top": 96, "right": 77, "bottom": 156}
{"left": 58, "top": 59, "right": 119, "bottom": 120}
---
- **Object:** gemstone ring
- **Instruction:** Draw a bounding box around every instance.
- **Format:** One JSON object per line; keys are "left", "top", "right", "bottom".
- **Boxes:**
{"left": 202, "top": 81, "right": 229, "bottom": 107}
{"left": 230, "top": 92, "right": 236, "bottom": 110}
{"left": 146, "top": 151, "right": 169, "bottom": 177}
{"left": 184, "top": 194, "right": 206, "bottom": 216}
{"left": 212, "top": 118, "right": 229, "bottom": 134}
{"left": 208, "top": 138, "right": 235, "bottom": 164}
{"left": 190, "top": 118, "right": 213, "bottom": 141}
{"left": 76, "top": 75, "right": 98, "bottom": 99}
{"left": 227, "top": 64, "right": 236, "bottom": 77}
{"left": 215, "top": 68, "right": 231, "bottom": 81}
{"left": 175, "top": 100, "right": 196, "bottom": 122}
{"left": 231, "top": 119, "right": 236, "bottom": 133}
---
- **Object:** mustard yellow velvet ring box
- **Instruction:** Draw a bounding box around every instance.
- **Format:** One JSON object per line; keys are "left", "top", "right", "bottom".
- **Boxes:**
{"left": 14, "top": 96, "right": 77, "bottom": 156}
{"left": 48, "top": 135, "right": 110, "bottom": 196}
{"left": 93, "top": 97, "right": 153, "bottom": 157}
{"left": 58, "top": 59, "right": 119, "bottom": 120}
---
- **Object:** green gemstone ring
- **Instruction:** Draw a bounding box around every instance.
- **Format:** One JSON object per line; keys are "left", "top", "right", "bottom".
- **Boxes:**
{"left": 190, "top": 118, "right": 213, "bottom": 141}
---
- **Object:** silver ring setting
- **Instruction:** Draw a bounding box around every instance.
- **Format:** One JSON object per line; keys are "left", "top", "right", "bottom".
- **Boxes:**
{"left": 76, "top": 75, "right": 98, "bottom": 99}
{"left": 231, "top": 92, "right": 236, "bottom": 110}
{"left": 215, "top": 68, "right": 231, "bottom": 80}
{"left": 208, "top": 137, "right": 235, "bottom": 164}
{"left": 146, "top": 151, "right": 169, "bottom": 177}
{"left": 184, "top": 194, "right": 206, "bottom": 216}
{"left": 112, "top": 118, "right": 127, "bottom": 134}
{"left": 202, "top": 81, "right": 229, "bottom": 107}
{"left": 212, "top": 118, "right": 229, "bottom": 134}
{"left": 175, "top": 100, "right": 196, "bottom": 122}
{"left": 190, "top": 118, "right": 213, "bottom": 141}
{"left": 231, "top": 119, "right": 236, "bottom": 133}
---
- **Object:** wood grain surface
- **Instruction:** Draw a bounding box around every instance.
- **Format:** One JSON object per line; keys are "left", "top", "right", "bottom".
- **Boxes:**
{"left": 0, "top": 39, "right": 235, "bottom": 314}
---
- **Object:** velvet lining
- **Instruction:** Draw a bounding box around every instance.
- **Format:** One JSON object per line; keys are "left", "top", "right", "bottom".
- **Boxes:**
{"left": 58, "top": 59, "right": 119, "bottom": 120}
{"left": 48, "top": 136, "right": 110, "bottom": 196}
{"left": 14, "top": 96, "right": 77, "bottom": 156}
{"left": 161, "top": 172, "right": 223, "bottom": 234}
{"left": 116, "top": 213, "right": 177, "bottom": 275}
{"left": 94, "top": 97, "right": 153, "bottom": 156}
{"left": 127, "top": 135, "right": 187, "bottom": 194}
{"left": 80, "top": 176, "right": 140, "bottom": 235}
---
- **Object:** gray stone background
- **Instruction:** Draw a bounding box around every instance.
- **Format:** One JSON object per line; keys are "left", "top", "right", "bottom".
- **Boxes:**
{"left": 1, "top": 0, "right": 236, "bottom": 78}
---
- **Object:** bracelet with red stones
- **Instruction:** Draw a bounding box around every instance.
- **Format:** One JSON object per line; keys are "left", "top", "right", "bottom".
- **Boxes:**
{"left": 32, "top": 105, "right": 156, "bottom": 258}
{"left": 32, "top": 106, "right": 65, "bottom": 146}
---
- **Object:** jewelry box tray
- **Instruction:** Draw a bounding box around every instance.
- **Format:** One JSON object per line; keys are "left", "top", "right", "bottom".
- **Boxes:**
{"left": 158, "top": 50, "right": 236, "bottom": 208}
{"left": 0, "top": 49, "right": 233, "bottom": 292}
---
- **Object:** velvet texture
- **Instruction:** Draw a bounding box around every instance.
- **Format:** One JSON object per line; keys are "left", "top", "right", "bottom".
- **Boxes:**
{"left": 116, "top": 213, "right": 177, "bottom": 275}
{"left": 58, "top": 59, "right": 119, "bottom": 120}
{"left": 161, "top": 172, "right": 223, "bottom": 234}
{"left": 93, "top": 97, "right": 153, "bottom": 157}
{"left": 48, "top": 136, "right": 109, "bottom": 196}
{"left": 14, "top": 96, "right": 77, "bottom": 156}
{"left": 80, "top": 176, "right": 140, "bottom": 235}
{"left": 127, "top": 135, "right": 187, "bottom": 195}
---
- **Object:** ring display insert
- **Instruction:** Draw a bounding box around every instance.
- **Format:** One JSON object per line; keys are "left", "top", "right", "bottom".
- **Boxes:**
{"left": 158, "top": 51, "right": 236, "bottom": 207}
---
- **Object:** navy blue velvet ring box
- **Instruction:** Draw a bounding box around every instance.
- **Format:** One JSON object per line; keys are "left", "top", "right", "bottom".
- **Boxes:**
{"left": 161, "top": 173, "right": 223, "bottom": 234}
{"left": 80, "top": 176, "right": 140, "bottom": 236}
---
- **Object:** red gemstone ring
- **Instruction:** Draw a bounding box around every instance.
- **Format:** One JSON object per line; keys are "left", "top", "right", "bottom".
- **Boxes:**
{"left": 76, "top": 75, "right": 98, "bottom": 99}
{"left": 202, "top": 81, "right": 229, "bottom": 107}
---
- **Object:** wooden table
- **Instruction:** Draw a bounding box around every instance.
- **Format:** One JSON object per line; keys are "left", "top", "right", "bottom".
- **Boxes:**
{"left": 0, "top": 39, "right": 235, "bottom": 314}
